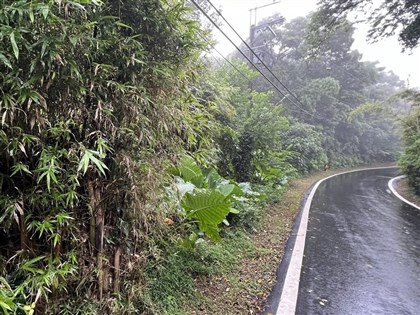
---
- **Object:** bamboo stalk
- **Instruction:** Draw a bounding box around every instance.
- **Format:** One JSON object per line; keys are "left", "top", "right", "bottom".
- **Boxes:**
{"left": 88, "top": 180, "right": 105, "bottom": 299}
{"left": 19, "top": 212, "right": 30, "bottom": 251}
{"left": 95, "top": 186, "right": 104, "bottom": 300}
{"left": 88, "top": 181, "right": 96, "bottom": 249}
{"left": 113, "top": 246, "right": 122, "bottom": 294}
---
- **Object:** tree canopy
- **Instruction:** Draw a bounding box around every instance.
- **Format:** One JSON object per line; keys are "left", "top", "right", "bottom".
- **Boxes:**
{"left": 233, "top": 15, "right": 403, "bottom": 168}
{"left": 313, "top": 0, "right": 420, "bottom": 50}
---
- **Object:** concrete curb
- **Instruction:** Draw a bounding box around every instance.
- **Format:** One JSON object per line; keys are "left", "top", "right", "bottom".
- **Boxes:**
{"left": 275, "top": 166, "right": 398, "bottom": 315}
{"left": 388, "top": 175, "right": 420, "bottom": 210}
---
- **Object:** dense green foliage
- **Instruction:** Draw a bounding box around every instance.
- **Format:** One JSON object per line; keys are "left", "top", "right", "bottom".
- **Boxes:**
{"left": 232, "top": 15, "right": 402, "bottom": 170}
{"left": 211, "top": 63, "right": 295, "bottom": 184}
{"left": 280, "top": 123, "right": 326, "bottom": 174}
{"left": 0, "top": 1, "right": 288, "bottom": 313}
{"left": 0, "top": 0, "right": 215, "bottom": 313}
{"left": 398, "top": 90, "right": 420, "bottom": 194}
{"left": 172, "top": 155, "right": 263, "bottom": 242}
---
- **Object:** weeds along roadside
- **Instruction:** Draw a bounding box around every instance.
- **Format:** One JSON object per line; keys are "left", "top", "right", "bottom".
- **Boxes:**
{"left": 132, "top": 158, "right": 298, "bottom": 314}
{"left": 51, "top": 164, "right": 395, "bottom": 314}
{"left": 132, "top": 156, "right": 276, "bottom": 314}
{"left": 137, "top": 175, "right": 301, "bottom": 315}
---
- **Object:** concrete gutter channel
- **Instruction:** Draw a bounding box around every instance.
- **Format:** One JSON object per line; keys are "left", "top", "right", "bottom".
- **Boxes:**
{"left": 261, "top": 166, "right": 412, "bottom": 315}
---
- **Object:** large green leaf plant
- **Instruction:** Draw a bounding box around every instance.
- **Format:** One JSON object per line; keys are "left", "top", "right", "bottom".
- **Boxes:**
{"left": 172, "top": 155, "right": 262, "bottom": 242}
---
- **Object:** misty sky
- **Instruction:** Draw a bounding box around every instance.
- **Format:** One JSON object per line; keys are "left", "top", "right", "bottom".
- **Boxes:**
{"left": 209, "top": 0, "right": 420, "bottom": 89}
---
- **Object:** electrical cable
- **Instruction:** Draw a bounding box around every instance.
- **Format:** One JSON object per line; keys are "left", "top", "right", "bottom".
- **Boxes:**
{"left": 197, "top": 32, "right": 253, "bottom": 83}
{"left": 189, "top": 0, "right": 317, "bottom": 118}
{"left": 197, "top": 33, "right": 306, "bottom": 116}
{"left": 203, "top": 1, "right": 389, "bottom": 115}
{"left": 204, "top": 0, "right": 319, "bottom": 118}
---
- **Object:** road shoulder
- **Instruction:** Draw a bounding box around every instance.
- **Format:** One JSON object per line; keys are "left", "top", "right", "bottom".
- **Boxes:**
{"left": 388, "top": 175, "right": 420, "bottom": 210}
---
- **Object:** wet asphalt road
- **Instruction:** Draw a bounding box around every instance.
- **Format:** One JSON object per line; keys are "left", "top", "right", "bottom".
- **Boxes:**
{"left": 296, "top": 168, "right": 420, "bottom": 315}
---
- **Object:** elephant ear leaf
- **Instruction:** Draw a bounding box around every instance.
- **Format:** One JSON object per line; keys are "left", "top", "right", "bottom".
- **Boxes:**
{"left": 218, "top": 184, "right": 235, "bottom": 197}
{"left": 174, "top": 177, "right": 196, "bottom": 197}
{"left": 181, "top": 190, "right": 231, "bottom": 241}
{"left": 177, "top": 155, "right": 203, "bottom": 187}
{"left": 197, "top": 222, "right": 222, "bottom": 241}
{"left": 204, "top": 168, "right": 222, "bottom": 189}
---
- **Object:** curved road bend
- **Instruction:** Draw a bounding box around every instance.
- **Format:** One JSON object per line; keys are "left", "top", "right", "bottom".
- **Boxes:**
{"left": 296, "top": 168, "right": 420, "bottom": 315}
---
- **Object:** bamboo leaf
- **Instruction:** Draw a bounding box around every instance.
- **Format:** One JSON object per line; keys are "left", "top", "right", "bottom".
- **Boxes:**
{"left": 9, "top": 32, "right": 19, "bottom": 60}
{"left": 89, "top": 154, "right": 109, "bottom": 176}
{"left": 41, "top": 41, "right": 48, "bottom": 58}
{"left": 29, "top": 9, "right": 34, "bottom": 23}
{"left": 0, "top": 53, "right": 12, "bottom": 69}
{"left": 115, "top": 21, "right": 133, "bottom": 29}
{"left": 11, "top": 163, "right": 32, "bottom": 176}
{"left": 51, "top": 233, "right": 61, "bottom": 247}
{"left": 41, "top": 6, "right": 49, "bottom": 19}
{"left": 46, "top": 170, "right": 51, "bottom": 192}
{"left": 0, "top": 276, "right": 12, "bottom": 290}
{"left": 18, "top": 143, "right": 27, "bottom": 156}
{"left": 0, "top": 301, "right": 12, "bottom": 311}
{"left": 21, "top": 255, "right": 46, "bottom": 270}
{"left": 77, "top": 150, "right": 92, "bottom": 174}
{"left": 78, "top": 149, "right": 109, "bottom": 176}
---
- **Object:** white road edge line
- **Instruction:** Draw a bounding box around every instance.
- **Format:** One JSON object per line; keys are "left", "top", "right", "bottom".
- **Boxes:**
{"left": 388, "top": 175, "right": 420, "bottom": 210}
{"left": 276, "top": 166, "right": 398, "bottom": 315}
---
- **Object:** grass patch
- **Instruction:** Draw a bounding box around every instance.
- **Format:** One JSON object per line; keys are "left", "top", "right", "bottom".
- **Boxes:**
{"left": 144, "top": 249, "right": 204, "bottom": 314}
{"left": 141, "top": 230, "right": 258, "bottom": 314}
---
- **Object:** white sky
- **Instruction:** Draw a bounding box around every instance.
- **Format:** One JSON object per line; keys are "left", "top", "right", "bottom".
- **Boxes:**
{"left": 209, "top": 0, "right": 420, "bottom": 88}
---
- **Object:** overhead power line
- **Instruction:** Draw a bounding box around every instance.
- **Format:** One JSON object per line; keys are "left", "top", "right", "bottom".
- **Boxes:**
{"left": 197, "top": 32, "right": 253, "bottom": 83}
{"left": 198, "top": 33, "right": 309, "bottom": 117}
{"left": 204, "top": 0, "right": 318, "bottom": 118}
{"left": 190, "top": 0, "right": 317, "bottom": 118}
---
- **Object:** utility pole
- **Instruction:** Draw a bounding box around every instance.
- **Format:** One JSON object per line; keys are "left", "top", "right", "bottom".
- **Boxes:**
{"left": 249, "top": 1, "right": 283, "bottom": 64}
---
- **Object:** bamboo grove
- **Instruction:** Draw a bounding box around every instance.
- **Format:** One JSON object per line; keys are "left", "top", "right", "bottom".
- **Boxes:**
{"left": 0, "top": 0, "right": 215, "bottom": 313}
